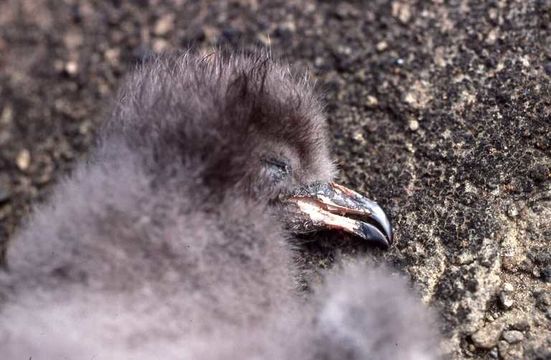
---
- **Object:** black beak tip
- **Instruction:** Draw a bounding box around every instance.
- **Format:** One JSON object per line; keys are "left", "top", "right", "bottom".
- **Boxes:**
{"left": 370, "top": 204, "right": 393, "bottom": 247}
{"left": 358, "top": 222, "right": 393, "bottom": 249}
{"left": 386, "top": 224, "right": 394, "bottom": 246}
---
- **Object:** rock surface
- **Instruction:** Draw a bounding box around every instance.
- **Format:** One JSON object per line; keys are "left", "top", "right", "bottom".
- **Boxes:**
{"left": 0, "top": 0, "right": 549, "bottom": 358}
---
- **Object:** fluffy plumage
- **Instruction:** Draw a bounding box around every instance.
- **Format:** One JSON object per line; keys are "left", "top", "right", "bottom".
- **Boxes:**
{"left": 0, "top": 51, "right": 439, "bottom": 359}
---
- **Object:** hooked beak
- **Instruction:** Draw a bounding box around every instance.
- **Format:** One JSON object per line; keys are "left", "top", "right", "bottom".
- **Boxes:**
{"left": 282, "top": 182, "right": 393, "bottom": 248}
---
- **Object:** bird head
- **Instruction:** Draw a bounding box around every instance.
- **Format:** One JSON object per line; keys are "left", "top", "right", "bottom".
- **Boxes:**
{"left": 104, "top": 51, "right": 392, "bottom": 247}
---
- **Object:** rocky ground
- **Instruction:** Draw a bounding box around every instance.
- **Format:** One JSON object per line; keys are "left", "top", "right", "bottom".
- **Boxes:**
{"left": 0, "top": 0, "right": 549, "bottom": 359}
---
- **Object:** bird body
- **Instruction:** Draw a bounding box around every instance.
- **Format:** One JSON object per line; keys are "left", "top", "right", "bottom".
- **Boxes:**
{"left": 0, "top": 51, "right": 438, "bottom": 359}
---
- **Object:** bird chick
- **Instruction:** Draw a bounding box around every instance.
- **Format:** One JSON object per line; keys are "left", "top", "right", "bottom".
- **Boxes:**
{"left": 0, "top": 51, "right": 438, "bottom": 359}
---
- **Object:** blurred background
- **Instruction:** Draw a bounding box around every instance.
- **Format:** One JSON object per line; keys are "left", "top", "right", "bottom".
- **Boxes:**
{"left": 0, "top": 0, "right": 549, "bottom": 359}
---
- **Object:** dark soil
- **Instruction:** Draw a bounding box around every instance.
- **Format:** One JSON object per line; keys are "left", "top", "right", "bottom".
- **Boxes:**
{"left": 0, "top": 0, "right": 549, "bottom": 359}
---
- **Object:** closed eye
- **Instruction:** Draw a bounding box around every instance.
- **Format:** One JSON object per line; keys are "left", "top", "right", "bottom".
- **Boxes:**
{"left": 261, "top": 157, "right": 291, "bottom": 182}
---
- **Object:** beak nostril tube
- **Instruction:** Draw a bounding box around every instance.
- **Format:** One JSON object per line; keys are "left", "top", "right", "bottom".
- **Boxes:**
{"left": 283, "top": 182, "right": 393, "bottom": 247}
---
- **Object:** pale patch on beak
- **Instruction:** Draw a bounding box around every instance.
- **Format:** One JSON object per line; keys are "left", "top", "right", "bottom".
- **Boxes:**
{"left": 283, "top": 182, "right": 393, "bottom": 248}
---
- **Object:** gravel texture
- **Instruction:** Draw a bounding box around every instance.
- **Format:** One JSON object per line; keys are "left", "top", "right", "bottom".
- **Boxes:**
{"left": 0, "top": 0, "right": 550, "bottom": 359}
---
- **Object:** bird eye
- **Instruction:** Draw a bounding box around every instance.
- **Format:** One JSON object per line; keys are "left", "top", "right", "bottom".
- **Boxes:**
{"left": 261, "top": 157, "right": 291, "bottom": 183}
